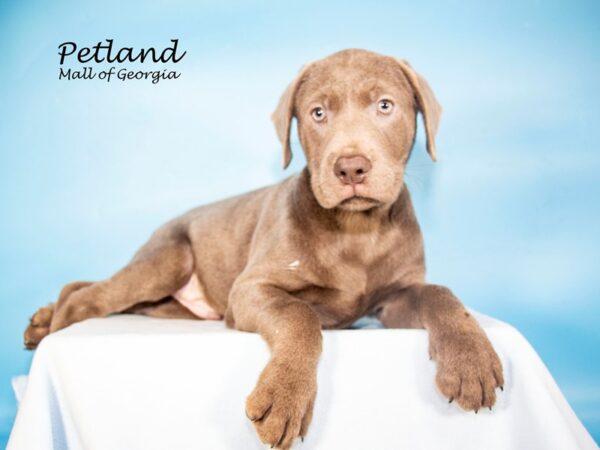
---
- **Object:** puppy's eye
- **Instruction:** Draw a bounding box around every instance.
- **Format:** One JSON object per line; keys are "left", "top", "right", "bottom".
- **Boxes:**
{"left": 311, "top": 107, "right": 326, "bottom": 122}
{"left": 377, "top": 99, "right": 394, "bottom": 114}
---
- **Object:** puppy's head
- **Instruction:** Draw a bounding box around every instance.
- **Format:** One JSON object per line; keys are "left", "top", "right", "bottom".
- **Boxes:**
{"left": 272, "top": 49, "right": 441, "bottom": 211}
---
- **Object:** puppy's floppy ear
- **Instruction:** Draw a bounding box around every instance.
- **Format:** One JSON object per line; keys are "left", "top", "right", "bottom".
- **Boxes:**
{"left": 395, "top": 59, "right": 442, "bottom": 162}
{"left": 271, "top": 64, "right": 310, "bottom": 169}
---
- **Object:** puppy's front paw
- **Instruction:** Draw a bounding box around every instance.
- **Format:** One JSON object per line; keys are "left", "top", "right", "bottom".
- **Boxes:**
{"left": 246, "top": 360, "right": 316, "bottom": 449}
{"left": 431, "top": 331, "right": 504, "bottom": 412}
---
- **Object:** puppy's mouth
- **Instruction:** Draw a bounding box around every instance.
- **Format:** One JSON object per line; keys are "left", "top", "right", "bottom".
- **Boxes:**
{"left": 338, "top": 196, "right": 382, "bottom": 211}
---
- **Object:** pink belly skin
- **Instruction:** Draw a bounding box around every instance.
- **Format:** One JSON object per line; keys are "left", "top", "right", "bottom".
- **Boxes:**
{"left": 173, "top": 274, "right": 222, "bottom": 320}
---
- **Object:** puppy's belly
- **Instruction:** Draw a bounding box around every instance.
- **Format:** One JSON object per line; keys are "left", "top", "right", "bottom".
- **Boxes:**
{"left": 173, "top": 273, "right": 222, "bottom": 320}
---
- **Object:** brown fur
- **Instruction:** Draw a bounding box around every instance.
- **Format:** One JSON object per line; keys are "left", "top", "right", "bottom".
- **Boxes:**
{"left": 24, "top": 49, "right": 503, "bottom": 449}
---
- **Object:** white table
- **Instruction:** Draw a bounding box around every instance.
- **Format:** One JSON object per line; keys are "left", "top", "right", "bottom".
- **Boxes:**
{"left": 7, "top": 313, "right": 597, "bottom": 450}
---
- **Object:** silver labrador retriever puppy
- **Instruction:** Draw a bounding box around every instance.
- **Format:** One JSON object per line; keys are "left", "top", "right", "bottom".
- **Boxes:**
{"left": 25, "top": 49, "right": 503, "bottom": 450}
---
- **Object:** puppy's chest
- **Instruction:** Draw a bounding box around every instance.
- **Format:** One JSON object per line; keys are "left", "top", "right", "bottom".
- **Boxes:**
{"left": 322, "top": 231, "right": 401, "bottom": 283}
{"left": 295, "top": 233, "right": 403, "bottom": 327}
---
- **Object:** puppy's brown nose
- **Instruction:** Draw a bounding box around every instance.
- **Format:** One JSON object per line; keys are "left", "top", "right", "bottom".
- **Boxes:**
{"left": 334, "top": 155, "right": 372, "bottom": 185}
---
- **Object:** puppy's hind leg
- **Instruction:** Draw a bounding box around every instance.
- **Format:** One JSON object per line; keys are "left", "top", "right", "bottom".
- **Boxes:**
{"left": 49, "top": 237, "right": 195, "bottom": 333}
{"left": 24, "top": 281, "right": 92, "bottom": 349}
{"left": 125, "top": 298, "right": 199, "bottom": 320}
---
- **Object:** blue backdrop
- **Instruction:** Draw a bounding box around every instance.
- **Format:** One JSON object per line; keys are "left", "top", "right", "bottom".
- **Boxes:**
{"left": 0, "top": 0, "right": 598, "bottom": 446}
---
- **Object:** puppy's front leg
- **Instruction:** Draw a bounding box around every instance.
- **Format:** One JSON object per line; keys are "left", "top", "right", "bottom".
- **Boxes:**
{"left": 379, "top": 284, "right": 504, "bottom": 411}
{"left": 229, "top": 282, "right": 322, "bottom": 450}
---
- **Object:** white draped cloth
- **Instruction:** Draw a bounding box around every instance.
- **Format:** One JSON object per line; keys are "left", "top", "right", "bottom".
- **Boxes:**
{"left": 7, "top": 313, "right": 598, "bottom": 450}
